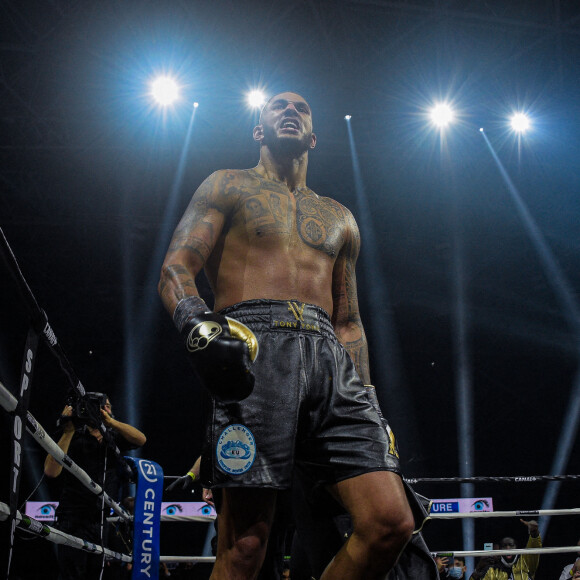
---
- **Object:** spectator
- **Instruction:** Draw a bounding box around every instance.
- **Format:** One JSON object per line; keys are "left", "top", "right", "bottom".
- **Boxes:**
{"left": 559, "top": 538, "right": 580, "bottom": 579}
{"left": 436, "top": 555, "right": 466, "bottom": 578}
{"left": 469, "top": 519, "right": 541, "bottom": 580}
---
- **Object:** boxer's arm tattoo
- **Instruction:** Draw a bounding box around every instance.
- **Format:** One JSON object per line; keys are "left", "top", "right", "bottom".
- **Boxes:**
{"left": 158, "top": 265, "right": 198, "bottom": 304}
{"left": 345, "top": 336, "right": 370, "bottom": 384}
{"left": 332, "top": 210, "right": 371, "bottom": 383}
{"left": 160, "top": 170, "right": 239, "bottom": 309}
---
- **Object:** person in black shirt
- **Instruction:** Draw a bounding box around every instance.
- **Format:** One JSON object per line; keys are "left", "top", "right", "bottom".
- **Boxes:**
{"left": 44, "top": 394, "right": 146, "bottom": 580}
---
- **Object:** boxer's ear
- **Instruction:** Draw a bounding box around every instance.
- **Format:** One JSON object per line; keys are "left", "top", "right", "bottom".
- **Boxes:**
{"left": 253, "top": 125, "right": 264, "bottom": 143}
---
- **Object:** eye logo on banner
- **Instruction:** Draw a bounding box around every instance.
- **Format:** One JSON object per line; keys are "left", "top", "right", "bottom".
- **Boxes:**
{"left": 431, "top": 497, "right": 494, "bottom": 514}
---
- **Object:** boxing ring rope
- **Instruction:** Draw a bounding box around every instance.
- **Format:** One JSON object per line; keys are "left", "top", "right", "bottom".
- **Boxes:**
{"left": 148, "top": 501, "right": 580, "bottom": 565}
{"left": 1, "top": 376, "right": 152, "bottom": 571}
{"left": 428, "top": 507, "right": 580, "bottom": 520}
{"left": 1, "top": 227, "right": 140, "bottom": 574}
{"left": 0, "top": 502, "right": 132, "bottom": 563}
{"left": 405, "top": 475, "right": 580, "bottom": 484}
{"left": 433, "top": 546, "right": 580, "bottom": 557}
{"left": 0, "top": 226, "right": 131, "bottom": 477}
{"left": 0, "top": 380, "right": 131, "bottom": 520}
{"left": 6, "top": 377, "right": 580, "bottom": 572}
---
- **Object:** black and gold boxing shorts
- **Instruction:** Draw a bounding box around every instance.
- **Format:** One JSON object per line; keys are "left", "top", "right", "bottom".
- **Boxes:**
{"left": 200, "top": 299, "right": 400, "bottom": 489}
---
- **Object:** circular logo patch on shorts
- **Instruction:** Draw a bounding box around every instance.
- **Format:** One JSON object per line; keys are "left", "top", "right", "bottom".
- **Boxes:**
{"left": 216, "top": 424, "right": 256, "bottom": 475}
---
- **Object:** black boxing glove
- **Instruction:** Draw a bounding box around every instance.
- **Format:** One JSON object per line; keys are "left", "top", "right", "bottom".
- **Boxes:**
{"left": 173, "top": 296, "right": 259, "bottom": 402}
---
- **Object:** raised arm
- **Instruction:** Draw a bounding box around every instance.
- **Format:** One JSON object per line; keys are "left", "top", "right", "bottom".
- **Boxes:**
{"left": 159, "top": 170, "right": 232, "bottom": 315}
{"left": 331, "top": 209, "right": 370, "bottom": 384}
{"left": 100, "top": 408, "right": 146, "bottom": 447}
{"left": 44, "top": 405, "right": 75, "bottom": 478}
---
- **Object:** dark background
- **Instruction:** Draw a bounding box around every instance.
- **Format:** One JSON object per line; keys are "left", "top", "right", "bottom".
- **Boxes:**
{"left": 1, "top": 1, "right": 580, "bottom": 578}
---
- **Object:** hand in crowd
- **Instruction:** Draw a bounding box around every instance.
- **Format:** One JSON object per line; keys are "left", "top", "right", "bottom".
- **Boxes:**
{"left": 202, "top": 487, "right": 214, "bottom": 507}
{"left": 60, "top": 405, "right": 75, "bottom": 433}
{"left": 434, "top": 556, "right": 449, "bottom": 573}
{"left": 165, "top": 472, "right": 197, "bottom": 493}
{"left": 520, "top": 518, "right": 539, "bottom": 537}
{"left": 470, "top": 555, "right": 498, "bottom": 579}
{"left": 100, "top": 406, "right": 115, "bottom": 427}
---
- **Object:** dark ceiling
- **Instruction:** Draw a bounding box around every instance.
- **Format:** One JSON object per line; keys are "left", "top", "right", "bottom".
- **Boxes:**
{"left": 2, "top": 0, "right": 580, "bottom": 576}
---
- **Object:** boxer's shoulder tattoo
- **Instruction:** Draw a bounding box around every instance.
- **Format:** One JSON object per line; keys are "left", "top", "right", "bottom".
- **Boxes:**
{"left": 167, "top": 170, "right": 248, "bottom": 265}
{"left": 294, "top": 188, "right": 347, "bottom": 257}
{"left": 200, "top": 170, "right": 244, "bottom": 212}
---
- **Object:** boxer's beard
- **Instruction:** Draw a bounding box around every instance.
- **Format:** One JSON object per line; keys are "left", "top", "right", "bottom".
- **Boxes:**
{"left": 262, "top": 124, "right": 312, "bottom": 158}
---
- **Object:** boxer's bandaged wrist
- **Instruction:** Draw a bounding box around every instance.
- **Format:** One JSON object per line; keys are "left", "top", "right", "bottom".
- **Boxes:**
{"left": 173, "top": 296, "right": 210, "bottom": 332}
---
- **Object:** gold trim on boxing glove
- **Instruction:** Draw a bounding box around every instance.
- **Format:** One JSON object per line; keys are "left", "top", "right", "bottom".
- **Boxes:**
{"left": 226, "top": 317, "right": 259, "bottom": 362}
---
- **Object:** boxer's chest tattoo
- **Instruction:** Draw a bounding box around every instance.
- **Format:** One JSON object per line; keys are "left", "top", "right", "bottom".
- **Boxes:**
{"left": 240, "top": 183, "right": 292, "bottom": 236}
{"left": 293, "top": 189, "right": 344, "bottom": 257}
{"left": 240, "top": 183, "right": 344, "bottom": 258}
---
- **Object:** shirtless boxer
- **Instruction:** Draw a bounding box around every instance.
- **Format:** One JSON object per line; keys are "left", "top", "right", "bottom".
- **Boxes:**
{"left": 158, "top": 91, "right": 414, "bottom": 579}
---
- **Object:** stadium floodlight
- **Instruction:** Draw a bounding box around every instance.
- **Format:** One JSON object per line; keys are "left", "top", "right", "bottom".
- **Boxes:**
{"left": 151, "top": 76, "right": 180, "bottom": 106}
{"left": 510, "top": 112, "right": 531, "bottom": 133}
{"left": 344, "top": 115, "right": 352, "bottom": 120}
{"left": 247, "top": 90, "right": 267, "bottom": 108}
{"left": 430, "top": 103, "right": 454, "bottom": 128}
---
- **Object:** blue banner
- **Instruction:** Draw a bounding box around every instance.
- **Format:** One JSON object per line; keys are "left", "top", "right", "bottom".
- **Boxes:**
{"left": 126, "top": 457, "right": 164, "bottom": 580}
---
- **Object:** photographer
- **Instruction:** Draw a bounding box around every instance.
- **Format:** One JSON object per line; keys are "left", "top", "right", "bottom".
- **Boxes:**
{"left": 44, "top": 393, "right": 146, "bottom": 580}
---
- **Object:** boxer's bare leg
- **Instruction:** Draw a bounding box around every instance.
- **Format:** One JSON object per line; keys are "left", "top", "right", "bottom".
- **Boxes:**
{"left": 210, "top": 487, "right": 277, "bottom": 580}
{"left": 321, "top": 471, "right": 414, "bottom": 580}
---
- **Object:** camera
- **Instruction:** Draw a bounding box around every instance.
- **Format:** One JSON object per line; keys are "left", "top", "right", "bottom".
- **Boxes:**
{"left": 63, "top": 391, "right": 108, "bottom": 428}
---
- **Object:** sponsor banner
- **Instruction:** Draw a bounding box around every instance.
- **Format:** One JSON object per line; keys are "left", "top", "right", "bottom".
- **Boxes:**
{"left": 160, "top": 501, "right": 216, "bottom": 518}
{"left": 25, "top": 502, "right": 59, "bottom": 521}
{"left": 26, "top": 500, "right": 217, "bottom": 521}
{"left": 431, "top": 497, "right": 493, "bottom": 513}
{"left": 127, "top": 457, "right": 163, "bottom": 580}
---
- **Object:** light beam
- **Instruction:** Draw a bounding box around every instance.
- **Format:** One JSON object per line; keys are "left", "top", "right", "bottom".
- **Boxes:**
{"left": 480, "top": 130, "right": 580, "bottom": 538}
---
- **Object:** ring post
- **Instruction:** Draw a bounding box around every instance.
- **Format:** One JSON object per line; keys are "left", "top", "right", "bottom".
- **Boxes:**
{"left": 126, "top": 458, "right": 164, "bottom": 580}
